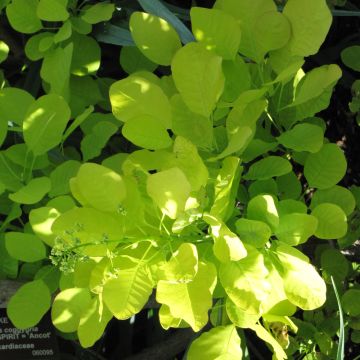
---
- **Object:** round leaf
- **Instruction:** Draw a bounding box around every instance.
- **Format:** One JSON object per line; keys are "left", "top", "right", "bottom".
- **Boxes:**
{"left": 6, "top": 0, "right": 42, "bottom": 34}
{"left": 23, "top": 94, "right": 71, "bottom": 156}
{"left": 0, "top": 87, "right": 34, "bottom": 125}
{"left": 7, "top": 280, "right": 51, "bottom": 329}
{"left": 321, "top": 248, "right": 348, "bottom": 282}
{"left": 122, "top": 115, "right": 172, "bottom": 150}
{"left": 37, "top": 0, "right": 69, "bottom": 22}
{"left": 120, "top": 46, "right": 157, "bottom": 74}
{"left": 244, "top": 156, "right": 292, "bottom": 180}
{"left": 235, "top": 218, "right": 271, "bottom": 248}
{"left": 171, "top": 42, "right": 224, "bottom": 117}
{"left": 312, "top": 203, "right": 347, "bottom": 240}
{"left": 74, "top": 163, "right": 126, "bottom": 213}
{"left": 9, "top": 177, "right": 51, "bottom": 204}
{"left": 311, "top": 185, "right": 356, "bottom": 216}
{"left": 110, "top": 75, "right": 171, "bottom": 128}
{"left": 342, "top": 289, "right": 360, "bottom": 317}
{"left": 277, "top": 124, "right": 323, "bottom": 153}
{"left": 304, "top": 144, "right": 347, "bottom": 189}
{"left": 71, "top": 33, "right": 101, "bottom": 76}
{"left": 52, "top": 288, "right": 91, "bottom": 332}
{"left": 191, "top": 7, "right": 241, "bottom": 60}
{"left": 275, "top": 213, "right": 318, "bottom": 245}
{"left": 130, "top": 11, "right": 181, "bottom": 66}
{"left": 341, "top": 45, "right": 360, "bottom": 72}
{"left": 147, "top": 167, "right": 191, "bottom": 219}
{"left": 5, "top": 232, "right": 46, "bottom": 262}
{"left": 283, "top": 0, "right": 332, "bottom": 56}
{"left": 81, "top": 2, "right": 114, "bottom": 24}
{"left": 187, "top": 325, "right": 242, "bottom": 360}
{"left": 0, "top": 41, "right": 9, "bottom": 63}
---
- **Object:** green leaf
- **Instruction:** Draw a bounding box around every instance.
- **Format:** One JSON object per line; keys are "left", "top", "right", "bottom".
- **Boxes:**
{"left": 103, "top": 257, "right": 153, "bottom": 319}
{"left": 7, "top": 280, "right": 51, "bottom": 329}
{"left": 226, "top": 298, "right": 260, "bottom": 328}
{"left": 276, "top": 246, "right": 326, "bottom": 310}
{"left": 342, "top": 289, "right": 360, "bottom": 317}
{"left": 52, "top": 288, "right": 92, "bottom": 332}
{"left": 156, "top": 261, "right": 217, "bottom": 332}
{"left": 5, "top": 232, "right": 46, "bottom": 262}
{"left": 47, "top": 195, "right": 76, "bottom": 213}
{"left": 250, "top": 323, "right": 287, "bottom": 360}
{"left": 110, "top": 75, "right": 171, "bottom": 128}
{"left": 81, "top": 2, "right": 114, "bottom": 24}
{"left": 120, "top": 46, "right": 157, "bottom": 74}
{"left": 34, "top": 265, "right": 60, "bottom": 293}
{"left": 191, "top": 7, "right": 241, "bottom": 60}
{"left": 341, "top": 46, "right": 360, "bottom": 72}
{"left": 78, "top": 297, "right": 112, "bottom": 348}
{"left": 277, "top": 199, "right": 307, "bottom": 217}
{"left": 283, "top": 0, "right": 332, "bottom": 56}
{"left": 235, "top": 218, "right": 271, "bottom": 248}
{"left": 321, "top": 249, "right": 348, "bottom": 282}
{"left": 5, "top": 143, "right": 49, "bottom": 170}
{"left": 170, "top": 94, "right": 213, "bottom": 150}
{"left": 275, "top": 213, "right": 318, "bottom": 245}
{"left": 216, "top": 99, "right": 266, "bottom": 160}
{"left": 247, "top": 194, "right": 279, "bottom": 231}
{"left": 158, "top": 305, "right": 183, "bottom": 330}
{"left": 146, "top": 167, "right": 191, "bottom": 219}
{"left": 122, "top": 115, "right": 172, "bottom": 150}
{"left": 170, "top": 136, "right": 209, "bottom": 191}
{"left": 310, "top": 186, "right": 356, "bottom": 216}
{"left": 137, "top": 0, "right": 194, "bottom": 44}
{"left": 0, "top": 41, "right": 9, "bottom": 63}
{"left": 214, "top": 0, "right": 276, "bottom": 62}
{"left": 222, "top": 56, "right": 251, "bottom": 102}
{"left": 277, "top": 124, "right": 323, "bottom": 153}
{"left": 6, "top": 0, "right": 42, "bottom": 34}
{"left": 41, "top": 43, "right": 73, "bottom": 99}
{"left": 158, "top": 243, "right": 198, "bottom": 282}
{"left": 23, "top": 94, "right": 71, "bottom": 156}
{"left": 73, "top": 163, "right": 127, "bottom": 213}
{"left": 37, "top": 0, "right": 69, "bottom": 22}
{"left": 242, "top": 139, "right": 277, "bottom": 163}
{"left": 171, "top": 42, "right": 224, "bottom": 117}
{"left": 9, "top": 177, "right": 51, "bottom": 204}
{"left": 69, "top": 76, "right": 102, "bottom": 117}
{"left": 129, "top": 11, "right": 181, "bottom": 66}
{"left": 290, "top": 65, "right": 342, "bottom": 107}
{"left": 49, "top": 160, "right": 81, "bottom": 197}
{"left": 204, "top": 214, "right": 247, "bottom": 263}
{"left": 81, "top": 121, "right": 118, "bottom": 160}
{"left": 0, "top": 234, "right": 18, "bottom": 278}
{"left": 71, "top": 34, "right": 101, "bottom": 76}
{"left": 0, "top": 152, "right": 23, "bottom": 191}
{"left": 312, "top": 203, "right": 347, "bottom": 240}
{"left": 248, "top": 179, "right": 278, "bottom": 198}
{"left": 304, "top": 144, "right": 347, "bottom": 189}
{"left": 244, "top": 156, "right": 292, "bottom": 180}
{"left": 29, "top": 207, "right": 60, "bottom": 247}
{"left": 219, "top": 246, "right": 270, "bottom": 314}
{"left": 54, "top": 20, "right": 72, "bottom": 43}
{"left": 0, "top": 87, "right": 34, "bottom": 125}
{"left": 63, "top": 106, "right": 94, "bottom": 141}
{"left": 210, "top": 156, "right": 242, "bottom": 221}
{"left": 253, "top": 11, "right": 291, "bottom": 60}
{"left": 187, "top": 325, "right": 242, "bottom": 360}
{"left": 52, "top": 207, "right": 123, "bottom": 256}
{"left": 276, "top": 172, "right": 302, "bottom": 200}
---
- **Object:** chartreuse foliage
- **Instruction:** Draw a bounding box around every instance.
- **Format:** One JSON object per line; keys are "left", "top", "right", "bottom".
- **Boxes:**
{"left": 0, "top": 0, "right": 358, "bottom": 359}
